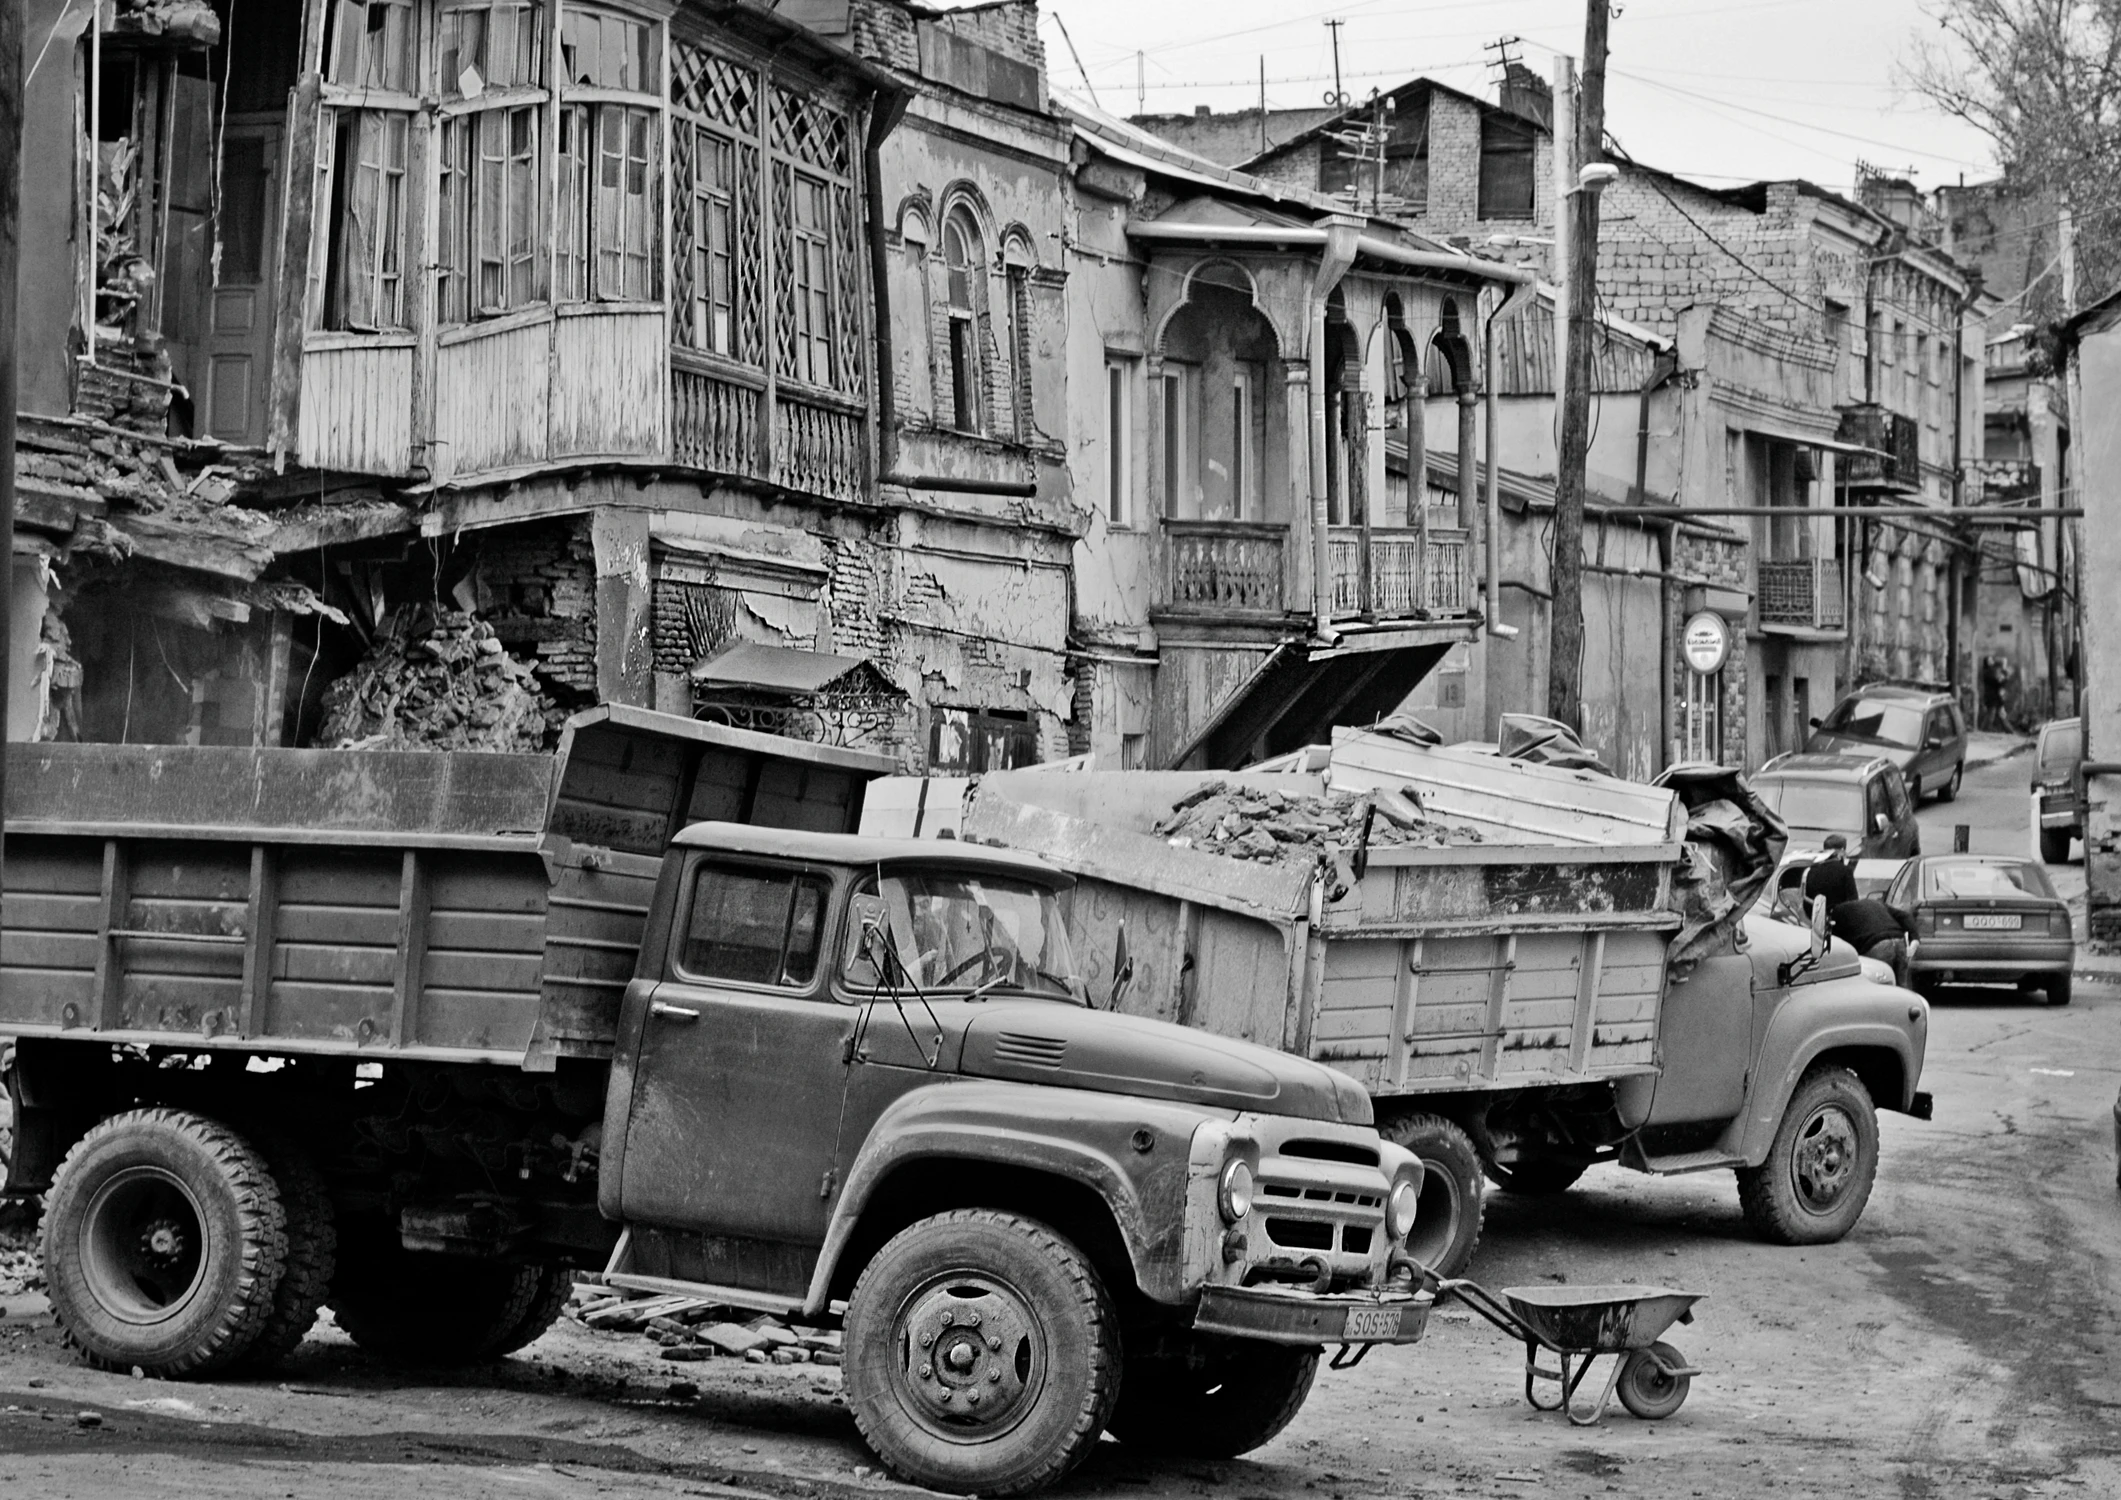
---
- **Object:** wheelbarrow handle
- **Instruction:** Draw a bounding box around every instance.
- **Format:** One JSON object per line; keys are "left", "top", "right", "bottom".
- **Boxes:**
{"left": 1437, "top": 1277, "right": 1544, "bottom": 1347}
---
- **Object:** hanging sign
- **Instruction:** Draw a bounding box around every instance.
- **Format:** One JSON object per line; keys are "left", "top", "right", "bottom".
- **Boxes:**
{"left": 1681, "top": 610, "right": 1731, "bottom": 675}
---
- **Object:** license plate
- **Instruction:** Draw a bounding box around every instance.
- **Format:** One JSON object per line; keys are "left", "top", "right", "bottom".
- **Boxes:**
{"left": 1964, "top": 913, "right": 2022, "bottom": 930}
{"left": 1343, "top": 1307, "right": 1403, "bottom": 1340}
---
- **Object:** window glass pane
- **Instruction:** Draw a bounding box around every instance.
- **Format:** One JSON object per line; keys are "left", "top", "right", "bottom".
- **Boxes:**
{"left": 562, "top": 6, "right": 653, "bottom": 89}
{"left": 439, "top": 0, "right": 542, "bottom": 92}
{"left": 1477, "top": 114, "right": 1535, "bottom": 219}
{"left": 681, "top": 865, "right": 828, "bottom": 988}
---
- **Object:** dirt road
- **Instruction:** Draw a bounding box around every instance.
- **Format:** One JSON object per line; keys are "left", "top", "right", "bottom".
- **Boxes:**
{"left": 3, "top": 757, "right": 2114, "bottom": 1500}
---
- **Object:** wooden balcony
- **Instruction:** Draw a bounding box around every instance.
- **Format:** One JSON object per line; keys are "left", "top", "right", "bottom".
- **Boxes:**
{"left": 669, "top": 355, "right": 867, "bottom": 504}
{"left": 1757, "top": 557, "right": 1846, "bottom": 633}
{"left": 1328, "top": 525, "right": 1467, "bottom": 619}
{"left": 1163, "top": 520, "right": 1286, "bottom": 616}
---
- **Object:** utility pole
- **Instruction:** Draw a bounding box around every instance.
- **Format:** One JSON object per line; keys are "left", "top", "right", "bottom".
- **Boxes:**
{"left": 0, "top": 0, "right": 19, "bottom": 853}
{"left": 1547, "top": 0, "right": 1608, "bottom": 730}
{"left": 1259, "top": 57, "right": 1267, "bottom": 154}
{"left": 1550, "top": 54, "right": 1574, "bottom": 450}
{"left": 1325, "top": 18, "right": 1347, "bottom": 107}
{"left": 1136, "top": 50, "right": 1144, "bottom": 117}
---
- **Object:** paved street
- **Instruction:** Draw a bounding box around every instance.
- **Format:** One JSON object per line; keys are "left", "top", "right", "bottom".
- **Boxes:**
{"left": 1, "top": 749, "right": 2115, "bottom": 1500}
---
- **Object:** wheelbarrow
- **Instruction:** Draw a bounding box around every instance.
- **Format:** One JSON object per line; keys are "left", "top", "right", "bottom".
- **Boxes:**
{"left": 1437, "top": 1278, "right": 1704, "bottom": 1425}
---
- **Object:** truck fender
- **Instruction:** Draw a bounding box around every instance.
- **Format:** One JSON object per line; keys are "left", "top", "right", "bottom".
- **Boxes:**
{"left": 803, "top": 1081, "right": 1221, "bottom": 1318}
{"left": 1733, "top": 980, "right": 1927, "bottom": 1166}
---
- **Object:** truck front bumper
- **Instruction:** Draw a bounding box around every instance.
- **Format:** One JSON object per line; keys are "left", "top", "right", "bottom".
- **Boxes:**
{"left": 1192, "top": 1283, "right": 1432, "bottom": 1347}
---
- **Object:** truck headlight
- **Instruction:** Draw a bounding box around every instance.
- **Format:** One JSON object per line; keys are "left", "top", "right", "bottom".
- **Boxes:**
{"left": 1218, "top": 1159, "right": 1254, "bottom": 1222}
{"left": 1386, "top": 1175, "right": 1420, "bottom": 1240}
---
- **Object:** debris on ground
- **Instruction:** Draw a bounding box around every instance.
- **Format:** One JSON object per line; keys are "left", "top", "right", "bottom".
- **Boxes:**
{"left": 1151, "top": 780, "right": 1483, "bottom": 862}
{"left": 319, "top": 606, "right": 565, "bottom": 753}
{"left": 0, "top": 1229, "right": 43, "bottom": 1296}
{"left": 566, "top": 1283, "right": 846, "bottom": 1366}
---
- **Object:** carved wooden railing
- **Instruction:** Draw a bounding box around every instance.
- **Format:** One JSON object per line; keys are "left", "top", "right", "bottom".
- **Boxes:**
{"left": 772, "top": 389, "right": 866, "bottom": 505}
{"left": 1162, "top": 520, "right": 1286, "bottom": 614}
{"left": 671, "top": 355, "right": 765, "bottom": 479}
{"left": 1328, "top": 525, "right": 1468, "bottom": 618}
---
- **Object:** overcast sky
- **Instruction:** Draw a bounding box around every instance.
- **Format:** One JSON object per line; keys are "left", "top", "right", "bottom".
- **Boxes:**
{"left": 1009, "top": 0, "right": 1995, "bottom": 194}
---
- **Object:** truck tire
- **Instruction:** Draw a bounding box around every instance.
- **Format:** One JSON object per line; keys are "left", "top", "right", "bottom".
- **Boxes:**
{"left": 2039, "top": 826, "right": 2072, "bottom": 864}
{"left": 42, "top": 1108, "right": 287, "bottom": 1377}
{"left": 1378, "top": 1113, "right": 1483, "bottom": 1276}
{"left": 843, "top": 1209, "right": 1119, "bottom": 1496}
{"left": 328, "top": 1231, "right": 557, "bottom": 1366}
{"left": 1106, "top": 1336, "right": 1318, "bottom": 1457}
{"left": 1483, "top": 1157, "right": 1589, "bottom": 1197}
{"left": 1735, "top": 1065, "right": 1879, "bottom": 1246}
{"left": 487, "top": 1264, "right": 575, "bottom": 1357}
{"left": 242, "top": 1135, "right": 337, "bottom": 1367}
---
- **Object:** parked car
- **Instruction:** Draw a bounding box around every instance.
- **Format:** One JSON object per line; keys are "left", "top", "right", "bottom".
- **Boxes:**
{"left": 1754, "top": 752, "right": 1921, "bottom": 858}
{"left": 1806, "top": 683, "right": 1967, "bottom": 803}
{"left": 1884, "top": 854, "right": 2076, "bottom": 1006}
{"left": 2031, "top": 716, "right": 2084, "bottom": 864}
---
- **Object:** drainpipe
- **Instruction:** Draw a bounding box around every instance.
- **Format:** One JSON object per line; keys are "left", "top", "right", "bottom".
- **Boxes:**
{"left": 862, "top": 90, "right": 1036, "bottom": 500}
{"left": 1308, "top": 221, "right": 1361, "bottom": 642}
{"left": 1482, "top": 301, "right": 1515, "bottom": 641}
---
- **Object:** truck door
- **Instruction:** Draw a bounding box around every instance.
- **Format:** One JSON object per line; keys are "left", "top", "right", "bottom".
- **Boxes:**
{"left": 618, "top": 858, "right": 856, "bottom": 1245}
{"left": 1644, "top": 955, "right": 1754, "bottom": 1125}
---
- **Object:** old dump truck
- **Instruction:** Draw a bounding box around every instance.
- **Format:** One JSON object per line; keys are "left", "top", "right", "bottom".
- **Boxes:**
{"left": 0, "top": 707, "right": 1435, "bottom": 1496}
{"left": 949, "top": 728, "right": 1934, "bottom": 1276}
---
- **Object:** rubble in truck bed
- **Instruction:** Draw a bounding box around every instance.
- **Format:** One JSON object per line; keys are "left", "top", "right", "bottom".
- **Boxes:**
{"left": 1152, "top": 779, "right": 1484, "bottom": 861}
{"left": 319, "top": 606, "right": 569, "bottom": 753}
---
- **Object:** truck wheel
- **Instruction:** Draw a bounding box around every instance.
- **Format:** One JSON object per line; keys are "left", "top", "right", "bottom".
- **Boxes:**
{"left": 487, "top": 1265, "right": 575, "bottom": 1357}
{"left": 1483, "top": 1157, "right": 1588, "bottom": 1197}
{"left": 1378, "top": 1113, "right": 1483, "bottom": 1276}
{"left": 328, "top": 1231, "right": 555, "bottom": 1365}
{"left": 242, "top": 1135, "right": 337, "bottom": 1366}
{"left": 42, "top": 1108, "right": 287, "bottom": 1377}
{"left": 1735, "top": 1066, "right": 1879, "bottom": 1246}
{"left": 2039, "top": 827, "right": 2072, "bottom": 864}
{"left": 1106, "top": 1336, "right": 1318, "bottom": 1457}
{"left": 843, "top": 1209, "right": 1119, "bottom": 1496}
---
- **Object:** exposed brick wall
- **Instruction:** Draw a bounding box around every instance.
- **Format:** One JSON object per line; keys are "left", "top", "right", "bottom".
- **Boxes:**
{"left": 474, "top": 519, "right": 599, "bottom": 702}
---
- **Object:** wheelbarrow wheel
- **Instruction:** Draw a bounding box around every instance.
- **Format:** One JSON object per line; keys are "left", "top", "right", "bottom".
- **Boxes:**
{"left": 1616, "top": 1342, "right": 1690, "bottom": 1420}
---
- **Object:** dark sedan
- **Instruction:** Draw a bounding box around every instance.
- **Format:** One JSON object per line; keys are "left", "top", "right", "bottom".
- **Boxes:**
{"left": 1886, "top": 855, "right": 2075, "bottom": 1006}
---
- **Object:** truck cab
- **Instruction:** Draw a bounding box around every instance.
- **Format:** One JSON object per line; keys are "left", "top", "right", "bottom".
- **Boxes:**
{"left": 598, "top": 825, "right": 1430, "bottom": 1493}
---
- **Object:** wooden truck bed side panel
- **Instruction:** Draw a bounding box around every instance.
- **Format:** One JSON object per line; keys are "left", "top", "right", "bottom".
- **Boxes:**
{"left": 1, "top": 710, "right": 896, "bottom": 1068}
{"left": 1311, "top": 926, "right": 1669, "bottom": 1094}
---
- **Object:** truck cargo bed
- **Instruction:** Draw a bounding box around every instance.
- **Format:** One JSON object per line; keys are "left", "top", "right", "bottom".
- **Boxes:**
{"left": 0, "top": 707, "right": 893, "bottom": 1070}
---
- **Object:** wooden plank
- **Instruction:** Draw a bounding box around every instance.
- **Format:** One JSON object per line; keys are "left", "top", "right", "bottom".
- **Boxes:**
{"left": 0, "top": 931, "right": 99, "bottom": 969}
{"left": 268, "top": 68, "right": 324, "bottom": 460}
{"left": 274, "top": 906, "right": 399, "bottom": 946}
{"left": 389, "top": 850, "right": 430, "bottom": 1049}
{"left": 93, "top": 841, "right": 130, "bottom": 1032}
{"left": 3, "top": 892, "right": 105, "bottom": 930}
{"left": 240, "top": 845, "right": 276, "bottom": 1039}
{"left": 425, "top": 910, "right": 550, "bottom": 953}
{"left": 423, "top": 951, "right": 545, "bottom": 993}
{"left": 414, "top": 988, "right": 542, "bottom": 1052}
{"left": 275, "top": 942, "right": 399, "bottom": 986}
{"left": 258, "top": 980, "right": 393, "bottom": 1043}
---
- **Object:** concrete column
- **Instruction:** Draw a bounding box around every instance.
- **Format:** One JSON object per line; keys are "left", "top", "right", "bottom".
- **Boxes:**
{"left": 592, "top": 507, "right": 654, "bottom": 708}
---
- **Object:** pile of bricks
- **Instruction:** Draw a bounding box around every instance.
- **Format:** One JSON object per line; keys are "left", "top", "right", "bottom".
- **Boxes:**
{"left": 570, "top": 1289, "right": 844, "bottom": 1366}
{"left": 318, "top": 606, "right": 565, "bottom": 753}
{"left": 1153, "top": 779, "right": 1483, "bottom": 862}
{"left": 475, "top": 522, "right": 600, "bottom": 702}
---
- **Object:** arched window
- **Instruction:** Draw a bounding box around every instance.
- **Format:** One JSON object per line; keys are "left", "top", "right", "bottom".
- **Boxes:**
{"left": 941, "top": 209, "right": 986, "bottom": 434}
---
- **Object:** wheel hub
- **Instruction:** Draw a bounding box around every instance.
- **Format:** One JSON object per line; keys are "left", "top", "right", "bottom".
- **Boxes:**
{"left": 140, "top": 1219, "right": 189, "bottom": 1264}
{"left": 1792, "top": 1105, "right": 1858, "bottom": 1208}
{"left": 898, "top": 1280, "right": 1038, "bottom": 1433}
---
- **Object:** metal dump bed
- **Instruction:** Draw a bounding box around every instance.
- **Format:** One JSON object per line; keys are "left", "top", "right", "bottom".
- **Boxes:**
{"left": 958, "top": 742, "right": 1686, "bottom": 1100}
{"left": 0, "top": 706, "right": 893, "bottom": 1070}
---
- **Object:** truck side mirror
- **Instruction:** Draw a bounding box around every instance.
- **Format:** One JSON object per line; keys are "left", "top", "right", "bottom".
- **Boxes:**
{"left": 1808, "top": 894, "right": 1831, "bottom": 962}
{"left": 845, "top": 893, "right": 893, "bottom": 992}
{"left": 1873, "top": 812, "right": 1890, "bottom": 834}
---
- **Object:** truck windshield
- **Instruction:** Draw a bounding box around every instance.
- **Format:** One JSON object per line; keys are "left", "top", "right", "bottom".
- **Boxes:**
{"left": 1821, "top": 697, "right": 1924, "bottom": 749}
{"left": 1755, "top": 779, "right": 1861, "bottom": 832}
{"left": 850, "top": 872, "right": 1080, "bottom": 1001}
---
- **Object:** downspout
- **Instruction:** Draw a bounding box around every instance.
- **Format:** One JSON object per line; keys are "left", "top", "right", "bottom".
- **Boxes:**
{"left": 1635, "top": 349, "right": 1678, "bottom": 770}
{"left": 1482, "top": 292, "right": 1517, "bottom": 641}
{"left": 1308, "top": 221, "right": 1361, "bottom": 642}
{"left": 863, "top": 89, "right": 1036, "bottom": 499}
{"left": 1948, "top": 286, "right": 1969, "bottom": 708}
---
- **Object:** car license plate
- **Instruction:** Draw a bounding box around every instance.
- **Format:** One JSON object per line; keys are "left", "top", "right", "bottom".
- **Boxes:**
{"left": 1343, "top": 1307, "right": 1403, "bottom": 1340}
{"left": 1964, "top": 913, "right": 2021, "bottom": 930}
